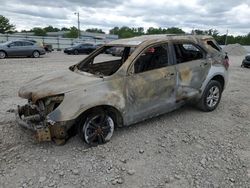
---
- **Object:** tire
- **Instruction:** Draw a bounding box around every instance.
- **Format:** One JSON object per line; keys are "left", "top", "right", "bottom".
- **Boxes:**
{"left": 74, "top": 50, "right": 79, "bottom": 55}
{"left": 32, "top": 50, "right": 40, "bottom": 58}
{"left": 78, "top": 109, "right": 115, "bottom": 146}
{"left": 0, "top": 51, "right": 6, "bottom": 59}
{"left": 197, "top": 80, "right": 222, "bottom": 112}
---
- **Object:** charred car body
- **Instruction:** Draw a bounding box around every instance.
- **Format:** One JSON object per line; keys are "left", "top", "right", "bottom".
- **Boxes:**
{"left": 16, "top": 35, "right": 229, "bottom": 145}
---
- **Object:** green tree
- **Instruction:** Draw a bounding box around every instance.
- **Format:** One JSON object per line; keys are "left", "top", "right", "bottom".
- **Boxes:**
{"left": 0, "top": 15, "right": 15, "bottom": 34}
{"left": 61, "top": 27, "right": 70, "bottom": 31}
{"left": 86, "top": 28, "right": 105, "bottom": 34}
{"left": 109, "top": 27, "right": 119, "bottom": 35}
{"left": 43, "top": 25, "right": 60, "bottom": 32}
{"left": 165, "top": 27, "right": 185, "bottom": 34}
{"left": 31, "top": 27, "right": 47, "bottom": 36}
{"left": 65, "top": 26, "right": 78, "bottom": 38}
{"left": 146, "top": 27, "right": 163, "bottom": 34}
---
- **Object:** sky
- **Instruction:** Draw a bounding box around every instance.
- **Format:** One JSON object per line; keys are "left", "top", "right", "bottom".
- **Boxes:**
{"left": 1, "top": 0, "right": 250, "bottom": 36}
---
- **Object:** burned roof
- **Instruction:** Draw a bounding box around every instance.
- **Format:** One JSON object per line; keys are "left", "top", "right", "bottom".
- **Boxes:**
{"left": 108, "top": 34, "right": 214, "bottom": 46}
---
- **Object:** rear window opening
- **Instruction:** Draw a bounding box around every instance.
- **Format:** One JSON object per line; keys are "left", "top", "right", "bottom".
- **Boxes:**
{"left": 75, "top": 46, "right": 135, "bottom": 77}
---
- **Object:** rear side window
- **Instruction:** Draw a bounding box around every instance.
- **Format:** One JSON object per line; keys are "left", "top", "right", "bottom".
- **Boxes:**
{"left": 173, "top": 43, "right": 204, "bottom": 64}
{"left": 21, "top": 41, "right": 34, "bottom": 46}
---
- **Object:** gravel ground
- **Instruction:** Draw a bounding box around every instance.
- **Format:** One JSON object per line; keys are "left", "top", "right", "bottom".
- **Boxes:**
{"left": 0, "top": 52, "right": 250, "bottom": 188}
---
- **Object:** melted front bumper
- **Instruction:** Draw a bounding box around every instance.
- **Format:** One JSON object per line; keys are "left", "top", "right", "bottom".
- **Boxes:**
{"left": 15, "top": 103, "right": 73, "bottom": 144}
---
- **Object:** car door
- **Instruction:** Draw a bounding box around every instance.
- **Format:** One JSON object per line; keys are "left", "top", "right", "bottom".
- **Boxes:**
{"left": 7, "top": 41, "right": 23, "bottom": 56}
{"left": 172, "top": 42, "right": 211, "bottom": 101}
{"left": 125, "top": 43, "right": 177, "bottom": 124}
{"left": 78, "top": 44, "right": 84, "bottom": 53}
{"left": 83, "top": 44, "right": 92, "bottom": 54}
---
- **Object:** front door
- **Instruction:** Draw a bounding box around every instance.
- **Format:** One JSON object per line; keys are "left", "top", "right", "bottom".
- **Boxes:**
{"left": 8, "top": 41, "right": 23, "bottom": 56}
{"left": 125, "top": 43, "right": 177, "bottom": 124}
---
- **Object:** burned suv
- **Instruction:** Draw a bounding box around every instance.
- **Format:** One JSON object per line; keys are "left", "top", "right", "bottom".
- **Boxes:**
{"left": 16, "top": 35, "right": 229, "bottom": 145}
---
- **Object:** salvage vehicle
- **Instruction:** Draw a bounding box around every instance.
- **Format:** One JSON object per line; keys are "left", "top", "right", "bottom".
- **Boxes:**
{"left": 0, "top": 40, "right": 46, "bottom": 59}
{"left": 16, "top": 35, "right": 229, "bottom": 145}
{"left": 241, "top": 55, "right": 250, "bottom": 68}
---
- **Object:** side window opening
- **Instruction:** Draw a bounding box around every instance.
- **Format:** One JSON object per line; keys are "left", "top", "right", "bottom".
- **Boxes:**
{"left": 134, "top": 45, "right": 169, "bottom": 73}
{"left": 174, "top": 43, "right": 204, "bottom": 64}
{"left": 78, "top": 46, "right": 134, "bottom": 76}
{"left": 207, "top": 40, "right": 221, "bottom": 52}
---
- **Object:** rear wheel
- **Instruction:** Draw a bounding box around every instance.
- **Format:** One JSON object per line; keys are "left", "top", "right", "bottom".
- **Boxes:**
{"left": 197, "top": 80, "right": 222, "bottom": 112}
{"left": 32, "top": 50, "right": 40, "bottom": 58}
{"left": 78, "top": 110, "right": 115, "bottom": 146}
{"left": 0, "top": 51, "right": 6, "bottom": 59}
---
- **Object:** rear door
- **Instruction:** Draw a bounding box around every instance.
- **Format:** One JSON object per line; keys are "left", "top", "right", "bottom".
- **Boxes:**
{"left": 125, "top": 43, "right": 177, "bottom": 124}
{"left": 80, "top": 44, "right": 92, "bottom": 54}
{"left": 20, "top": 41, "right": 35, "bottom": 56}
{"left": 172, "top": 42, "right": 211, "bottom": 101}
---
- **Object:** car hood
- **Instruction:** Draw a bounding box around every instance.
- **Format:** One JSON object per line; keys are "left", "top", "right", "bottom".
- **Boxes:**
{"left": 18, "top": 70, "right": 101, "bottom": 102}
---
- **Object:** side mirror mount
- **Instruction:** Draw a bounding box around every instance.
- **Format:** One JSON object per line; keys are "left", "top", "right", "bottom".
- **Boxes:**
{"left": 7, "top": 45, "right": 10, "bottom": 48}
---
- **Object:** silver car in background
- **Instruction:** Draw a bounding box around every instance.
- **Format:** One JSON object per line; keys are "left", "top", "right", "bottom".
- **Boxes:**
{"left": 0, "top": 40, "right": 46, "bottom": 59}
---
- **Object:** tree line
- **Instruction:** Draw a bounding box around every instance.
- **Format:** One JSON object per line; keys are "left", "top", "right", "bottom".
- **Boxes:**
{"left": 1, "top": 15, "right": 250, "bottom": 45}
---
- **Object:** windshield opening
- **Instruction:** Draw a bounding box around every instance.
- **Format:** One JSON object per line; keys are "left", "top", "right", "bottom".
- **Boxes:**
{"left": 75, "top": 46, "right": 135, "bottom": 77}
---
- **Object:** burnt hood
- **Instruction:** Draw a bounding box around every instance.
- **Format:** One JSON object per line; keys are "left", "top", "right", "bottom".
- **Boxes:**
{"left": 18, "top": 70, "right": 101, "bottom": 102}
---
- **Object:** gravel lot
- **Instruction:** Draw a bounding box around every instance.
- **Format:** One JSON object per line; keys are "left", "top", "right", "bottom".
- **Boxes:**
{"left": 0, "top": 52, "right": 250, "bottom": 188}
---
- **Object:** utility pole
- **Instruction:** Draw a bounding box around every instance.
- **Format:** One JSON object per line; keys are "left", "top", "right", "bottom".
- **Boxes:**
{"left": 74, "top": 12, "right": 80, "bottom": 39}
{"left": 225, "top": 29, "right": 228, "bottom": 45}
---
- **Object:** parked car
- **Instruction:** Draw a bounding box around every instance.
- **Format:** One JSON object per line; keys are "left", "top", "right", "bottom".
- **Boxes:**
{"left": 105, "top": 46, "right": 116, "bottom": 54}
{"left": 16, "top": 35, "right": 229, "bottom": 145}
{"left": 0, "top": 40, "right": 46, "bottom": 59}
{"left": 111, "top": 47, "right": 124, "bottom": 56}
{"left": 64, "top": 43, "right": 96, "bottom": 55}
{"left": 241, "top": 55, "right": 250, "bottom": 68}
{"left": 105, "top": 47, "right": 134, "bottom": 56}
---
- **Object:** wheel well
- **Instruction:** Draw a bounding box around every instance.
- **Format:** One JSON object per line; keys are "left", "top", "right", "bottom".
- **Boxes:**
{"left": 211, "top": 75, "right": 225, "bottom": 90}
{"left": 0, "top": 50, "right": 7, "bottom": 56}
{"left": 77, "top": 105, "right": 123, "bottom": 127}
{"left": 33, "top": 50, "right": 40, "bottom": 54}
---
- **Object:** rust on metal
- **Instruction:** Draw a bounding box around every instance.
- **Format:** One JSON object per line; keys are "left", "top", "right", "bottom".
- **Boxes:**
{"left": 15, "top": 34, "right": 228, "bottom": 143}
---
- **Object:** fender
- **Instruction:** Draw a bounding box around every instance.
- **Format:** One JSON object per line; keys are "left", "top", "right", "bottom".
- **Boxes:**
{"left": 47, "top": 90, "right": 125, "bottom": 122}
{"left": 198, "top": 65, "right": 228, "bottom": 98}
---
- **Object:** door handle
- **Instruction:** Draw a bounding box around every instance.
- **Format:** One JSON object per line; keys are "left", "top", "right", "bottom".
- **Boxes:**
{"left": 164, "top": 73, "right": 175, "bottom": 79}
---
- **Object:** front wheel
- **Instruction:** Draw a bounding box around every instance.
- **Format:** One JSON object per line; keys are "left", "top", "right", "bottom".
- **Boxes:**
{"left": 78, "top": 110, "right": 115, "bottom": 146}
{"left": 0, "top": 51, "right": 6, "bottom": 59}
{"left": 197, "top": 80, "right": 222, "bottom": 112}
